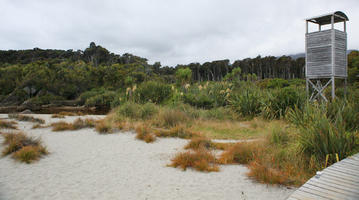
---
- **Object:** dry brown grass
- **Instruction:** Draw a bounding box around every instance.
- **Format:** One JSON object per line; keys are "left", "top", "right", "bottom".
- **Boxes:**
{"left": 1, "top": 132, "right": 48, "bottom": 163}
{"left": 135, "top": 124, "right": 156, "bottom": 143}
{"left": 218, "top": 142, "right": 260, "bottom": 164}
{"left": 51, "top": 114, "right": 65, "bottom": 118}
{"left": 154, "top": 124, "right": 200, "bottom": 139}
{"left": 0, "top": 120, "right": 18, "bottom": 129}
{"left": 169, "top": 149, "right": 219, "bottom": 172}
{"left": 8, "top": 114, "right": 45, "bottom": 124}
{"left": 184, "top": 137, "right": 215, "bottom": 150}
{"left": 12, "top": 145, "right": 48, "bottom": 164}
{"left": 31, "top": 124, "right": 50, "bottom": 129}
{"left": 51, "top": 118, "right": 96, "bottom": 131}
{"left": 247, "top": 159, "right": 289, "bottom": 185}
{"left": 58, "top": 111, "right": 84, "bottom": 116}
{"left": 95, "top": 120, "right": 113, "bottom": 134}
{"left": 154, "top": 109, "right": 189, "bottom": 128}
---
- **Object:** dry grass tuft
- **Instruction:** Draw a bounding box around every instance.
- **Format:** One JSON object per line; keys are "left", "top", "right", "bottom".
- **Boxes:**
{"left": 95, "top": 120, "right": 113, "bottom": 134}
{"left": 0, "top": 120, "right": 18, "bottom": 129}
{"left": 58, "top": 111, "right": 84, "bottom": 116}
{"left": 2, "top": 132, "right": 48, "bottom": 163}
{"left": 135, "top": 124, "right": 156, "bottom": 143}
{"left": 31, "top": 124, "right": 49, "bottom": 129}
{"left": 154, "top": 124, "right": 200, "bottom": 139}
{"left": 12, "top": 145, "right": 48, "bottom": 164}
{"left": 185, "top": 137, "right": 215, "bottom": 150}
{"left": 51, "top": 114, "right": 65, "bottom": 118}
{"left": 218, "top": 142, "right": 259, "bottom": 164}
{"left": 51, "top": 118, "right": 96, "bottom": 131}
{"left": 247, "top": 159, "right": 288, "bottom": 185}
{"left": 155, "top": 109, "right": 189, "bottom": 128}
{"left": 8, "top": 114, "right": 45, "bottom": 124}
{"left": 169, "top": 149, "right": 219, "bottom": 172}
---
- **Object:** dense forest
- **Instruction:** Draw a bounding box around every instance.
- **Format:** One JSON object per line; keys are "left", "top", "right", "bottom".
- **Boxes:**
{"left": 0, "top": 42, "right": 358, "bottom": 109}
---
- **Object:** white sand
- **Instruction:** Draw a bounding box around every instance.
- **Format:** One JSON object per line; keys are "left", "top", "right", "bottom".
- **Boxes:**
{"left": 0, "top": 114, "right": 295, "bottom": 200}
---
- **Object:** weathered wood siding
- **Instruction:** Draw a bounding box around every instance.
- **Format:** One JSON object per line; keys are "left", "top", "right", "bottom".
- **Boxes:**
{"left": 306, "top": 29, "right": 347, "bottom": 78}
{"left": 334, "top": 30, "right": 347, "bottom": 77}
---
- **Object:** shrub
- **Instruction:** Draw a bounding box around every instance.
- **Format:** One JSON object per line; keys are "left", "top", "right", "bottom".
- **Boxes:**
{"left": 169, "top": 149, "right": 219, "bottom": 172}
{"left": 287, "top": 103, "right": 359, "bottom": 164}
{"left": 8, "top": 114, "right": 45, "bottom": 124}
{"left": 155, "top": 109, "right": 189, "bottom": 128}
{"left": 115, "top": 102, "right": 141, "bottom": 119}
{"left": 134, "top": 81, "right": 172, "bottom": 104}
{"left": 185, "top": 137, "right": 215, "bottom": 150}
{"left": 259, "top": 78, "right": 289, "bottom": 89}
{"left": 262, "top": 87, "right": 305, "bottom": 119}
{"left": 0, "top": 120, "right": 18, "bottom": 129}
{"left": 269, "top": 126, "right": 289, "bottom": 145}
{"left": 85, "top": 91, "right": 117, "bottom": 108}
{"left": 183, "top": 93, "right": 214, "bottom": 109}
{"left": 140, "top": 103, "right": 158, "bottom": 119}
{"left": 135, "top": 124, "right": 156, "bottom": 143}
{"left": 229, "top": 86, "right": 262, "bottom": 118}
{"left": 26, "top": 94, "right": 64, "bottom": 105}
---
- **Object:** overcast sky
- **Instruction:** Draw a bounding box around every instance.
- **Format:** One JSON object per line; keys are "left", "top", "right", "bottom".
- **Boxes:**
{"left": 1, "top": 0, "right": 358, "bottom": 66}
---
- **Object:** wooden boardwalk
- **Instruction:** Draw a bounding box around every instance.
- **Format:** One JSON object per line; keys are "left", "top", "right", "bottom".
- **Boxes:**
{"left": 287, "top": 153, "right": 359, "bottom": 200}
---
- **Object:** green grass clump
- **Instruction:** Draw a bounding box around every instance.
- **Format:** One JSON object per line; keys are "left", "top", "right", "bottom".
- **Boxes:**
{"left": 287, "top": 102, "right": 359, "bottom": 164}
{"left": 155, "top": 109, "right": 189, "bottom": 128}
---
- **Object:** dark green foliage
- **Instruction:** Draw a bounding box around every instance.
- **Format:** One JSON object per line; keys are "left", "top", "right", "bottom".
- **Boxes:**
{"left": 134, "top": 81, "right": 172, "bottom": 104}
{"left": 287, "top": 103, "right": 359, "bottom": 164}
{"left": 229, "top": 85, "right": 262, "bottom": 118}
{"left": 85, "top": 91, "right": 117, "bottom": 108}
{"left": 115, "top": 102, "right": 158, "bottom": 120}
{"left": 183, "top": 93, "right": 214, "bottom": 109}
{"left": 27, "top": 94, "right": 64, "bottom": 105}
{"left": 262, "top": 87, "right": 305, "bottom": 119}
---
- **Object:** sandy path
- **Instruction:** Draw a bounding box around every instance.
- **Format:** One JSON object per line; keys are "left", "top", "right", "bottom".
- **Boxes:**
{"left": 0, "top": 114, "right": 295, "bottom": 200}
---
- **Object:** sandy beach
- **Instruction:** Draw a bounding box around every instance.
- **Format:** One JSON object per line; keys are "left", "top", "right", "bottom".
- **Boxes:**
{"left": 0, "top": 114, "right": 295, "bottom": 200}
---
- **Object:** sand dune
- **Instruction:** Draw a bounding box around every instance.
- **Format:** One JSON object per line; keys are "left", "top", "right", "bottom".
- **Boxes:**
{"left": 0, "top": 114, "right": 294, "bottom": 200}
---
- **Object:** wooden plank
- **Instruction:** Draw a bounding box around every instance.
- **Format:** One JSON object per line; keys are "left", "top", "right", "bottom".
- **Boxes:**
{"left": 333, "top": 161, "right": 359, "bottom": 169}
{"left": 306, "top": 181, "right": 359, "bottom": 198}
{"left": 313, "top": 176, "right": 359, "bottom": 191}
{"left": 328, "top": 165, "right": 359, "bottom": 177}
{"left": 300, "top": 185, "right": 351, "bottom": 200}
{"left": 323, "top": 168, "right": 359, "bottom": 182}
{"left": 299, "top": 186, "right": 342, "bottom": 200}
{"left": 291, "top": 189, "right": 332, "bottom": 200}
{"left": 320, "top": 172, "right": 359, "bottom": 185}
{"left": 308, "top": 178, "right": 359, "bottom": 195}
{"left": 330, "top": 162, "right": 359, "bottom": 172}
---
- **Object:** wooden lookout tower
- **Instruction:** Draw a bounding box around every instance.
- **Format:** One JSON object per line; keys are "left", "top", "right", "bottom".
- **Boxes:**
{"left": 305, "top": 11, "right": 349, "bottom": 101}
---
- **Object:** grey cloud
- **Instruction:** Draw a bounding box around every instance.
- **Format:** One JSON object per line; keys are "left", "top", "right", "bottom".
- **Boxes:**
{"left": 0, "top": 0, "right": 358, "bottom": 66}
